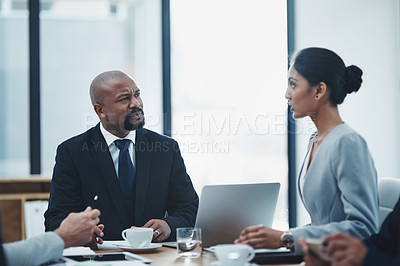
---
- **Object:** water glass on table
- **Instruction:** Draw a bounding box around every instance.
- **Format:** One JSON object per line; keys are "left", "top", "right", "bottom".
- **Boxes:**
{"left": 176, "top": 227, "right": 202, "bottom": 258}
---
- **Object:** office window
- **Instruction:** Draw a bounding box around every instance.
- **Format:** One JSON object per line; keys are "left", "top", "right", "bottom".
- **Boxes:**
{"left": 170, "top": 0, "right": 289, "bottom": 229}
{"left": 40, "top": 0, "right": 163, "bottom": 174}
{"left": 0, "top": 0, "right": 29, "bottom": 176}
{"left": 12, "top": 0, "right": 27, "bottom": 10}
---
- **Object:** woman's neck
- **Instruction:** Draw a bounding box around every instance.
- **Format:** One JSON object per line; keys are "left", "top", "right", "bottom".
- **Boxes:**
{"left": 312, "top": 104, "right": 343, "bottom": 141}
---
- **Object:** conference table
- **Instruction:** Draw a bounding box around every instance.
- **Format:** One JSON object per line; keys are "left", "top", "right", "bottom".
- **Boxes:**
{"left": 96, "top": 246, "right": 304, "bottom": 266}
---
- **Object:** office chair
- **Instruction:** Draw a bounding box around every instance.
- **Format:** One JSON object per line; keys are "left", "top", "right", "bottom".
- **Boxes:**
{"left": 378, "top": 177, "right": 400, "bottom": 227}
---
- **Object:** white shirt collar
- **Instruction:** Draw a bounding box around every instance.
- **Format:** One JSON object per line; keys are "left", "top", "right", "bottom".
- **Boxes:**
{"left": 100, "top": 123, "right": 136, "bottom": 146}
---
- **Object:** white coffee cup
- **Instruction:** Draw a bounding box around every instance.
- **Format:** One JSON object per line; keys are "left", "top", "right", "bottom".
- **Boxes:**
{"left": 213, "top": 244, "right": 255, "bottom": 265}
{"left": 121, "top": 227, "right": 153, "bottom": 248}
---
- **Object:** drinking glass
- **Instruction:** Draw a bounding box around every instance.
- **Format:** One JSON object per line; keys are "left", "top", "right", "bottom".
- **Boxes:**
{"left": 176, "top": 227, "right": 202, "bottom": 258}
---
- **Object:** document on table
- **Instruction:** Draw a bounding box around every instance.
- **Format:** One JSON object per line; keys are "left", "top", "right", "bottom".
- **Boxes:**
{"left": 63, "top": 247, "right": 96, "bottom": 256}
{"left": 97, "top": 241, "right": 128, "bottom": 250}
{"left": 64, "top": 261, "right": 145, "bottom": 265}
{"left": 58, "top": 245, "right": 149, "bottom": 266}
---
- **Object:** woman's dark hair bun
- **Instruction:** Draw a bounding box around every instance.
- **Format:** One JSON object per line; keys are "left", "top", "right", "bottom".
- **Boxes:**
{"left": 341, "top": 65, "right": 363, "bottom": 94}
{"left": 291, "top": 47, "right": 363, "bottom": 105}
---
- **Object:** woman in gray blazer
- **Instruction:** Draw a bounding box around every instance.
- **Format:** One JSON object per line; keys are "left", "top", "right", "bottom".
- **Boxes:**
{"left": 235, "top": 47, "right": 379, "bottom": 252}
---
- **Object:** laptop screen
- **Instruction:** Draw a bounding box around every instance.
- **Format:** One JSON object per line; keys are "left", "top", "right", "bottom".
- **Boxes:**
{"left": 195, "top": 182, "right": 280, "bottom": 248}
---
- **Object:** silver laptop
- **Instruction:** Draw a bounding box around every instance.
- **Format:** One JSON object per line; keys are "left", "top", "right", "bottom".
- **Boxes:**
{"left": 195, "top": 182, "right": 280, "bottom": 248}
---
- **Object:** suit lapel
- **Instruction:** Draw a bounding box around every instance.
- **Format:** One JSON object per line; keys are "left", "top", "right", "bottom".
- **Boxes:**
{"left": 90, "top": 124, "right": 130, "bottom": 225}
{"left": 135, "top": 129, "right": 152, "bottom": 224}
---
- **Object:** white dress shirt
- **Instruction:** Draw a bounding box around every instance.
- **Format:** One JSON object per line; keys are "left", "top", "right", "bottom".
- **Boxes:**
{"left": 100, "top": 123, "right": 136, "bottom": 177}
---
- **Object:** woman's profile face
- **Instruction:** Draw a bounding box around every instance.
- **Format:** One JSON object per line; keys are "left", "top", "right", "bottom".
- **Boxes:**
{"left": 285, "top": 66, "right": 318, "bottom": 119}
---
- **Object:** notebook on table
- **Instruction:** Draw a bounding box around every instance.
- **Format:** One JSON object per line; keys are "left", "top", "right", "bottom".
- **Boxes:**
{"left": 251, "top": 248, "right": 303, "bottom": 264}
{"left": 195, "top": 182, "right": 280, "bottom": 248}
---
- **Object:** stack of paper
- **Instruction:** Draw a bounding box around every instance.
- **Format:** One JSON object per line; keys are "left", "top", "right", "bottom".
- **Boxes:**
{"left": 63, "top": 247, "right": 96, "bottom": 256}
{"left": 97, "top": 241, "right": 128, "bottom": 250}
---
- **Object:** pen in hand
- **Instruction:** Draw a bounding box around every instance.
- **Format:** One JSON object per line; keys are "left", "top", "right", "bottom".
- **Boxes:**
{"left": 91, "top": 195, "right": 104, "bottom": 245}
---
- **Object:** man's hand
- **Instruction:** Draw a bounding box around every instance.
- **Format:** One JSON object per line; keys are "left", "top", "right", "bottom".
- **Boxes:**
{"left": 234, "top": 225, "right": 283, "bottom": 249}
{"left": 83, "top": 224, "right": 105, "bottom": 248}
{"left": 324, "top": 233, "right": 367, "bottom": 266}
{"left": 142, "top": 219, "right": 171, "bottom": 242}
{"left": 54, "top": 206, "right": 104, "bottom": 248}
{"left": 298, "top": 238, "right": 331, "bottom": 266}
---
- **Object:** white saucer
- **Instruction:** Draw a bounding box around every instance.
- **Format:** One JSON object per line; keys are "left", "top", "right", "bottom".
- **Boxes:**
{"left": 114, "top": 243, "right": 162, "bottom": 253}
{"left": 210, "top": 262, "right": 256, "bottom": 266}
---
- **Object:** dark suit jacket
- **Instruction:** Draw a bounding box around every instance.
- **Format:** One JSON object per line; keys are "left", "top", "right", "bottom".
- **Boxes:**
{"left": 0, "top": 222, "right": 6, "bottom": 266}
{"left": 44, "top": 124, "right": 199, "bottom": 240}
{"left": 363, "top": 197, "right": 400, "bottom": 266}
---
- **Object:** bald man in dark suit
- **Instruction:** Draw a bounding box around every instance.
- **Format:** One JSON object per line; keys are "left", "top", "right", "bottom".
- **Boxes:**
{"left": 45, "top": 70, "right": 198, "bottom": 243}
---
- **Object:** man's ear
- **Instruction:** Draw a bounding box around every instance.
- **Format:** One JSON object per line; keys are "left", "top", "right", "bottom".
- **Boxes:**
{"left": 315, "top": 82, "right": 327, "bottom": 100}
{"left": 93, "top": 104, "right": 105, "bottom": 118}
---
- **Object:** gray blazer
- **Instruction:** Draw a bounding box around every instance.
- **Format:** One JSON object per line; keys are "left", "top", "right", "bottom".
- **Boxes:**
{"left": 291, "top": 123, "right": 379, "bottom": 247}
{"left": 3, "top": 232, "right": 64, "bottom": 266}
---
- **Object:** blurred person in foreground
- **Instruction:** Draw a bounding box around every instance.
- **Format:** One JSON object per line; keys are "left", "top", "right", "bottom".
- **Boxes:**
{"left": 298, "top": 196, "right": 400, "bottom": 266}
{"left": 0, "top": 207, "right": 103, "bottom": 266}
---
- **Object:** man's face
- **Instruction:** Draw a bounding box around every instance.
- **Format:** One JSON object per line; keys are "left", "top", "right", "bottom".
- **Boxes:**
{"left": 95, "top": 76, "right": 145, "bottom": 137}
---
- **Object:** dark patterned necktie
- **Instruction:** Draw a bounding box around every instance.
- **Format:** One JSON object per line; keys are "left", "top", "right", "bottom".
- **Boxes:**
{"left": 114, "top": 139, "right": 136, "bottom": 211}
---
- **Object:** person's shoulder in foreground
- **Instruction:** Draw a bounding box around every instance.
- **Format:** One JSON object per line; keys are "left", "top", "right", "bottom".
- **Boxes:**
{"left": 299, "top": 197, "right": 400, "bottom": 266}
{"left": 3, "top": 207, "right": 103, "bottom": 266}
